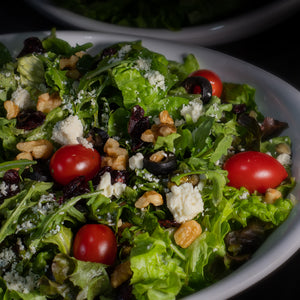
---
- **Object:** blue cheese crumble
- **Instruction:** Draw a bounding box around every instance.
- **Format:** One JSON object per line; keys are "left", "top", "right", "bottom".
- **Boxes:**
{"left": 166, "top": 182, "right": 204, "bottom": 223}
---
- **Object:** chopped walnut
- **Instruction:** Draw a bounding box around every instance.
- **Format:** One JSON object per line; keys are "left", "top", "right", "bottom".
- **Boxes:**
{"left": 59, "top": 53, "right": 79, "bottom": 70}
{"left": 4, "top": 100, "right": 20, "bottom": 119}
{"left": 159, "top": 110, "right": 174, "bottom": 125}
{"left": 16, "top": 151, "right": 33, "bottom": 161}
{"left": 16, "top": 139, "right": 54, "bottom": 160}
{"left": 101, "top": 138, "right": 128, "bottom": 170}
{"left": 141, "top": 110, "right": 176, "bottom": 144}
{"left": 174, "top": 220, "right": 202, "bottom": 248}
{"left": 135, "top": 190, "right": 163, "bottom": 208}
{"left": 264, "top": 188, "right": 282, "bottom": 204}
{"left": 37, "top": 92, "right": 62, "bottom": 113}
{"left": 149, "top": 150, "right": 166, "bottom": 163}
{"left": 59, "top": 51, "right": 85, "bottom": 79}
{"left": 276, "top": 143, "right": 291, "bottom": 155}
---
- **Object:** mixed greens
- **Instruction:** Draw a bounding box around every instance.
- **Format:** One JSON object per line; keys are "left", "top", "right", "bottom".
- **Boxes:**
{"left": 0, "top": 30, "right": 295, "bottom": 300}
{"left": 52, "top": 0, "right": 274, "bottom": 30}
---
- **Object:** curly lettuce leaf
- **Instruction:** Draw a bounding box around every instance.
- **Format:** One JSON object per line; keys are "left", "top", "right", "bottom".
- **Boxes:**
{"left": 17, "top": 55, "right": 45, "bottom": 89}
{"left": 130, "top": 226, "right": 186, "bottom": 300}
{"left": 232, "top": 193, "right": 293, "bottom": 227}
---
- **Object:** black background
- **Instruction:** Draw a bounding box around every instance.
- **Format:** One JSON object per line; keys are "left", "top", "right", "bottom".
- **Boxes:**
{"left": 1, "top": 1, "right": 300, "bottom": 299}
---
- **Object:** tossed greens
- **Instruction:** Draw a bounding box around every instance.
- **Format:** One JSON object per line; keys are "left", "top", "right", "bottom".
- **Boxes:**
{"left": 0, "top": 30, "right": 295, "bottom": 300}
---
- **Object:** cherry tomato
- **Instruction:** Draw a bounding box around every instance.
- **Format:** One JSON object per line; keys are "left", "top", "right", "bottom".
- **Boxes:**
{"left": 49, "top": 144, "right": 101, "bottom": 185}
{"left": 73, "top": 224, "right": 117, "bottom": 265}
{"left": 189, "top": 69, "right": 223, "bottom": 98}
{"left": 223, "top": 151, "right": 288, "bottom": 194}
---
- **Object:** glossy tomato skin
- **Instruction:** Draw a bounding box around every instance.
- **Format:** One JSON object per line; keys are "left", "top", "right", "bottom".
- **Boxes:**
{"left": 189, "top": 69, "right": 223, "bottom": 98}
{"left": 73, "top": 224, "right": 117, "bottom": 265}
{"left": 49, "top": 144, "right": 101, "bottom": 185}
{"left": 223, "top": 151, "right": 288, "bottom": 194}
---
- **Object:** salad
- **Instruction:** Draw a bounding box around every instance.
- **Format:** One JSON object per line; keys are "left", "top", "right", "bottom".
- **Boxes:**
{"left": 52, "top": 0, "right": 275, "bottom": 30}
{"left": 0, "top": 30, "right": 296, "bottom": 300}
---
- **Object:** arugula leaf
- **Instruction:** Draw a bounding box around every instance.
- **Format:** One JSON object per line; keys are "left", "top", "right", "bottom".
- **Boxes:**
{"left": 42, "top": 29, "right": 92, "bottom": 56}
{"left": 154, "top": 133, "right": 181, "bottom": 152}
{"left": 0, "top": 159, "right": 36, "bottom": 177}
{"left": 0, "top": 181, "right": 53, "bottom": 244}
{"left": 168, "top": 53, "right": 199, "bottom": 82}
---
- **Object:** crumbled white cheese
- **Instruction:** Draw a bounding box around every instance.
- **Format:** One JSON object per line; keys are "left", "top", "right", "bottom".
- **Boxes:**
{"left": 0, "top": 247, "right": 16, "bottom": 269}
{"left": 144, "top": 70, "right": 166, "bottom": 91}
{"left": 108, "top": 44, "right": 132, "bottom": 63}
{"left": 34, "top": 193, "right": 59, "bottom": 216}
{"left": 129, "top": 153, "right": 144, "bottom": 170}
{"left": 166, "top": 182, "right": 204, "bottom": 223}
{"left": 135, "top": 57, "right": 151, "bottom": 71}
{"left": 0, "top": 246, "right": 39, "bottom": 294}
{"left": 239, "top": 191, "right": 250, "bottom": 200}
{"left": 77, "top": 137, "right": 94, "bottom": 149}
{"left": 277, "top": 153, "right": 292, "bottom": 166}
{"left": 3, "top": 265, "right": 39, "bottom": 294}
{"left": 180, "top": 98, "right": 204, "bottom": 123}
{"left": 51, "top": 115, "right": 83, "bottom": 145}
{"left": 0, "top": 181, "right": 8, "bottom": 196}
{"left": 96, "top": 172, "right": 126, "bottom": 198}
{"left": 11, "top": 87, "right": 33, "bottom": 110}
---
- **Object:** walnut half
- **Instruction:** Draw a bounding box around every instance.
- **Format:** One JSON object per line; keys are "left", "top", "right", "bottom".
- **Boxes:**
{"left": 16, "top": 139, "right": 54, "bottom": 160}
{"left": 101, "top": 138, "right": 128, "bottom": 170}
{"left": 141, "top": 110, "right": 176, "bottom": 144}
{"left": 174, "top": 220, "right": 202, "bottom": 248}
{"left": 37, "top": 92, "right": 62, "bottom": 113}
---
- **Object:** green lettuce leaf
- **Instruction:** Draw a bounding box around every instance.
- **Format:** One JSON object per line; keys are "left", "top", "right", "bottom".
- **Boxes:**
{"left": 130, "top": 226, "right": 186, "bottom": 300}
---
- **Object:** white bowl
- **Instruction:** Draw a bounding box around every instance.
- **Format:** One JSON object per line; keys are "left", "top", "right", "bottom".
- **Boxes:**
{"left": 25, "top": 0, "right": 300, "bottom": 46}
{"left": 1, "top": 31, "right": 300, "bottom": 299}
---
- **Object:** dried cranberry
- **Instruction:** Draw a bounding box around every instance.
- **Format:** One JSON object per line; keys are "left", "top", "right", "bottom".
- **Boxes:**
{"left": 62, "top": 176, "right": 90, "bottom": 200}
{"left": 111, "top": 170, "right": 129, "bottom": 184}
{"left": 158, "top": 219, "right": 180, "bottom": 228}
{"left": 0, "top": 170, "right": 21, "bottom": 203}
{"left": 128, "top": 105, "right": 150, "bottom": 151}
{"left": 232, "top": 104, "right": 247, "bottom": 115}
{"left": 3, "top": 169, "right": 20, "bottom": 184}
{"left": 100, "top": 47, "right": 117, "bottom": 60}
{"left": 17, "top": 37, "right": 45, "bottom": 58}
{"left": 128, "top": 105, "right": 145, "bottom": 133}
{"left": 92, "top": 166, "right": 112, "bottom": 187}
{"left": 92, "top": 167, "right": 129, "bottom": 187}
{"left": 16, "top": 110, "right": 46, "bottom": 130}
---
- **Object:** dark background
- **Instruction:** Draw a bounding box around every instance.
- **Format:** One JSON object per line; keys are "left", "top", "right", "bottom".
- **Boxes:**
{"left": 1, "top": 1, "right": 300, "bottom": 299}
